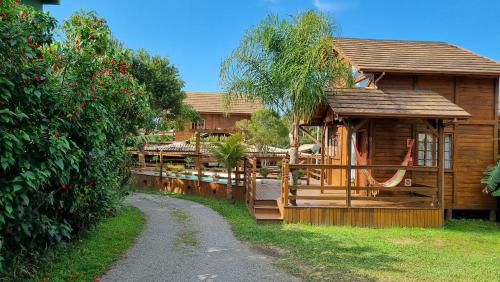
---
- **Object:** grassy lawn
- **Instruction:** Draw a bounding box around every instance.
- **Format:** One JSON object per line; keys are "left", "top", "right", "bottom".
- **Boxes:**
{"left": 133, "top": 188, "right": 500, "bottom": 282}
{"left": 32, "top": 206, "right": 145, "bottom": 282}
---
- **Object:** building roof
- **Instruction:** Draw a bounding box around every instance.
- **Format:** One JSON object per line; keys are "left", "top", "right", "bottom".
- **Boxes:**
{"left": 335, "top": 38, "right": 500, "bottom": 76}
{"left": 184, "top": 91, "right": 261, "bottom": 114}
{"left": 144, "top": 141, "right": 288, "bottom": 155}
{"left": 327, "top": 88, "right": 471, "bottom": 119}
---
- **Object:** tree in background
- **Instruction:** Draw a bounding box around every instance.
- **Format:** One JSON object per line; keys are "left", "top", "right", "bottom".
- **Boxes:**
{"left": 220, "top": 10, "right": 352, "bottom": 197}
{"left": 208, "top": 134, "right": 246, "bottom": 200}
{"left": 236, "top": 109, "right": 288, "bottom": 153}
{"left": 131, "top": 48, "right": 199, "bottom": 132}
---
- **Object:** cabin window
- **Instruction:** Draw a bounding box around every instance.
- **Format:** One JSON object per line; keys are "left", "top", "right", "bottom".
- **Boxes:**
{"left": 417, "top": 133, "right": 436, "bottom": 166}
{"left": 444, "top": 134, "right": 453, "bottom": 169}
{"left": 416, "top": 133, "right": 453, "bottom": 168}
{"left": 191, "top": 119, "right": 205, "bottom": 130}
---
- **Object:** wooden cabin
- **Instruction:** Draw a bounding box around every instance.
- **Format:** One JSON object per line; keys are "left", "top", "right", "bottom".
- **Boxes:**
{"left": 175, "top": 91, "right": 261, "bottom": 140}
{"left": 279, "top": 38, "right": 500, "bottom": 227}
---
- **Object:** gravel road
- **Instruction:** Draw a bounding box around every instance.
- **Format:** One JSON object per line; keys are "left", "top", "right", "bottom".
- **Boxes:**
{"left": 101, "top": 193, "right": 300, "bottom": 282}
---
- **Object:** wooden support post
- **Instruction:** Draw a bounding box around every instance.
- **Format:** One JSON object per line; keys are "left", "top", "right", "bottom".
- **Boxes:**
{"left": 283, "top": 159, "right": 290, "bottom": 207}
{"left": 252, "top": 156, "right": 257, "bottom": 207}
{"left": 438, "top": 121, "right": 445, "bottom": 210}
{"left": 320, "top": 125, "right": 326, "bottom": 194}
{"left": 306, "top": 157, "right": 311, "bottom": 185}
{"left": 346, "top": 123, "right": 353, "bottom": 207}
{"left": 195, "top": 131, "right": 202, "bottom": 186}
{"left": 446, "top": 209, "right": 453, "bottom": 220}
{"left": 159, "top": 150, "right": 163, "bottom": 181}
{"left": 490, "top": 210, "right": 497, "bottom": 222}
{"left": 235, "top": 165, "right": 240, "bottom": 186}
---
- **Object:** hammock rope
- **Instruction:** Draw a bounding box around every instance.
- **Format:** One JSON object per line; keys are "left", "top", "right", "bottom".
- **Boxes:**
{"left": 354, "top": 139, "right": 415, "bottom": 191}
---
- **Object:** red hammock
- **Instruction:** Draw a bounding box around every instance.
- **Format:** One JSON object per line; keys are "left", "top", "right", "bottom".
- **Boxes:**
{"left": 354, "top": 139, "right": 415, "bottom": 188}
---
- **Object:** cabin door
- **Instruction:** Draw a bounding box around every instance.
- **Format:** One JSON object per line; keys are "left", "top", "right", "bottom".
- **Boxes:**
{"left": 356, "top": 129, "right": 369, "bottom": 189}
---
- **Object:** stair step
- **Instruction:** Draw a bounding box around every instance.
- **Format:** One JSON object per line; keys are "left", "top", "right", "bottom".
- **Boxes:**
{"left": 255, "top": 212, "right": 283, "bottom": 223}
{"left": 254, "top": 206, "right": 280, "bottom": 214}
{"left": 254, "top": 200, "right": 278, "bottom": 206}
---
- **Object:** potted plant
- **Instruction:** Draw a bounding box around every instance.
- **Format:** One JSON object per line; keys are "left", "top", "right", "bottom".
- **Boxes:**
{"left": 184, "top": 156, "right": 194, "bottom": 168}
{"left": 259, "top": 166, "right": 270, "bottom": 184}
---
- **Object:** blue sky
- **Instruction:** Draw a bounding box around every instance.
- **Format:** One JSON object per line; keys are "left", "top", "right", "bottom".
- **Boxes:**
{"left": 46, "top": 0, "right": 500, "bottom": 92}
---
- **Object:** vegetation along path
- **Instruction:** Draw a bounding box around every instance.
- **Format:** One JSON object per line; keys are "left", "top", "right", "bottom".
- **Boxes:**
{"left": 101, "top": 193, "right": 299, "bottom": 282}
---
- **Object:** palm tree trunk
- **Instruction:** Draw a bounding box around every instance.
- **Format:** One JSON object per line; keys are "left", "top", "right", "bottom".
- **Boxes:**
{"left": 227, "top": 167, "right": 233, "bottom": 200}
{"left": 288, "top": 118, "right": 300, "bottom": 205}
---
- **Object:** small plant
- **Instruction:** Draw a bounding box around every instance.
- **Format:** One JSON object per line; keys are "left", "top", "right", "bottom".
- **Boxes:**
{"left": 184, "top": 156, "right": 194, "bottom": 167}
{"left": 297, "top": 169, "right": 305, "bottom": 179}
{"left": 259, "top": 167, "right": 270, "bottom": 183}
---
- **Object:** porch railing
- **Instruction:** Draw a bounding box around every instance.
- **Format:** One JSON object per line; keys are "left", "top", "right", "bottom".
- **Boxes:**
{"left": 282, "top": 163, "right": 441, "bottom": 209}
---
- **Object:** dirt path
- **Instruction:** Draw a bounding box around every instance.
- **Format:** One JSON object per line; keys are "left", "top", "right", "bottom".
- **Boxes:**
{"left": 101, "top": 193, "right": 300, "bottom": 282}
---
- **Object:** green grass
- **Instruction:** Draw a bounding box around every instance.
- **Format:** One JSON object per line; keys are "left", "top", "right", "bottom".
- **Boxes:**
{"left": 32, "top": 206, "right": 145, "bottom": 282}
{"left": 133, "top": 188, "right": 500, "bottom": 282}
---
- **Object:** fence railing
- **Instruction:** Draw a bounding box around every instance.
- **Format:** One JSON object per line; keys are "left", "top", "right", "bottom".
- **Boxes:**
{"left": 282, "top": 163, "right": 440, "bottom": 208}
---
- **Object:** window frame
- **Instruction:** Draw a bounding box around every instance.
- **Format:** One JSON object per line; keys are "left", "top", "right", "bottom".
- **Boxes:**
{"left": 191, "top": 119, "right": 205, "bottom": 130}
{"left": 415, "top": 132, "right": 454, "bottom": 169}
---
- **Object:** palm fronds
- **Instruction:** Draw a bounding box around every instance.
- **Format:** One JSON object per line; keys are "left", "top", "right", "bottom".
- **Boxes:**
{"left": 207, "top": 134, "right": 246, "bottom": 169}
{"left": 481, "top": 160, "right": 500, "bottom": 196}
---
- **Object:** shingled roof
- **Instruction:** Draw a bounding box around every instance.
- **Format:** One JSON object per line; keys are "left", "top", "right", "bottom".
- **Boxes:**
{"left": 335, "top": 38, "right": 500, "bottom": 76}
{"left": 184, "top": 91, "right": 261, "bottom": 114}
{"left": 327, "top": 88, "right": 470, "bottom": 119}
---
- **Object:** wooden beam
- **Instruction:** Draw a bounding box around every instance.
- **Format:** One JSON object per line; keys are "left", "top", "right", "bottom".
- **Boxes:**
{"left": 354, "top": 74, "right": 368, "bottom": 84}
{"left": 346, "top": 122, "right": 353, "bottom": 207}
{"left": 352, "top": 118, "right": 370, "bottom": 132}
{"left": 438, "top": 121, "right": 445, "bottom": 210}
{"left": 195, "top": 131, "right": 202, "bottom": 186}
{"left": 320, "top": 124, "right": 326, "bottom": 193}
{"left": 299, "top": 125, "right": 321, "bottom": 146}
{"left": 421, "top": 119, "right": 438, "bottom": 136}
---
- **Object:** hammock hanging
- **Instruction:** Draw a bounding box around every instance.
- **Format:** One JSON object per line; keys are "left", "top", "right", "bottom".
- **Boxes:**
{"left": 354, "top": 139, "right": 415, "bottom": 188}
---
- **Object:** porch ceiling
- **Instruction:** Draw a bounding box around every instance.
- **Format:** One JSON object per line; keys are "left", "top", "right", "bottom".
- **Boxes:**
{"left": 326, "top": 88, "right": 471, "bottom": 119}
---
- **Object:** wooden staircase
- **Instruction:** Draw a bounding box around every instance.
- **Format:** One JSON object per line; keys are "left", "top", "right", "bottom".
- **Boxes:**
{"left": 253, "top": 199, "right": 283, "bottom": 223}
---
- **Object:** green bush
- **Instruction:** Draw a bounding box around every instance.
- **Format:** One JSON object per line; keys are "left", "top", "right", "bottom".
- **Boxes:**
{"left": 0, "top": 1, "right": 150, "bottom": 275}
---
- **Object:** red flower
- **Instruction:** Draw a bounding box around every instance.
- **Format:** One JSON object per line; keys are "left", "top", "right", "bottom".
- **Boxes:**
{"left": 19, "top": 11, "right": 26, "bottom": 18}
{"left": 2, "top": 13, "right": 7, "bottom": 20}
{"left": 80, "top": 101, "right": 85, "bottom": 107}
{"left": 60, "top": 183, "right": 69, "bottom": 190}
{"left": 93, "top": 277, "right": 100, "bottom": 282}
{"left": 27, "top": 36, "right": 32, "bottom": 44}
{"left": 20, "top": 49, "right": 26, "bottom": 56}
{"left": 4, "top": 228, "right": 12, "bottom": 236}
{"left": 34, "top": 75, "right": 40, "bottom": 82}
{"left": 54, "top": 131, "right": 59, "bottom": 137}
{"left": 70, "top": 82, "right": 77, "bottom": 87}
{"left": 75, "top": 108, "right": 81, "bottom": 114}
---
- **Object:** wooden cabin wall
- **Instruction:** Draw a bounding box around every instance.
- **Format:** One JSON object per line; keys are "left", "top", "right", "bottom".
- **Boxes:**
{"left": 377, "top": 74, "right": 498, "bottom": 211}
{"left": 175, "top": 113, "right": 251, "bottom": 141}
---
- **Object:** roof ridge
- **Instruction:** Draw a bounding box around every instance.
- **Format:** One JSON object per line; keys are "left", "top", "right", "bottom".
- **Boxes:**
{"left": 337, "top": 37, "right": 448, "bottom": 44}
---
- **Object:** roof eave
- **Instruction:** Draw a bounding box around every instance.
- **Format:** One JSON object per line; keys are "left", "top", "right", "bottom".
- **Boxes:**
{"left": 357, "top": 68, "right": 500, "bottom": 78}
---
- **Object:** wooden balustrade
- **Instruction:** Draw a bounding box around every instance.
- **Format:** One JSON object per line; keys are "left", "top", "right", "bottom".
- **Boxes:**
{"left": 281, "top": 163, "right": 441, "bottom": 208}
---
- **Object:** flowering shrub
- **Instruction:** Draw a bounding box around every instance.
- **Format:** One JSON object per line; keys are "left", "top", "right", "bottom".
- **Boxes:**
{"left": 0, "top": 1, "right": 151, "bottom": 274}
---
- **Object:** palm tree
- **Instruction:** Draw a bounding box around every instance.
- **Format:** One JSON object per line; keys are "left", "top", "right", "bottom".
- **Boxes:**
{"left": 208, "top": 134, "right": 246, "bottom": 200}
{"left": 220, "top": 10, "right": 352, "bottom": 204}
